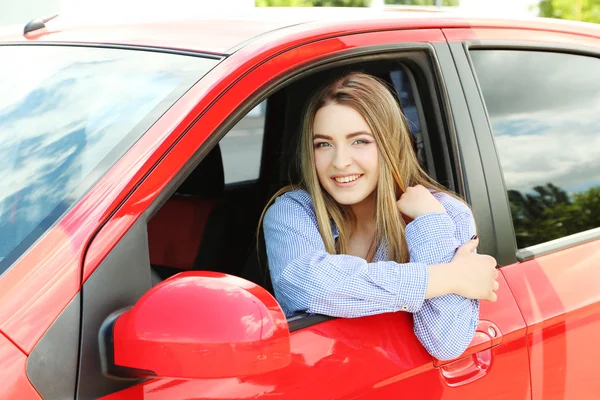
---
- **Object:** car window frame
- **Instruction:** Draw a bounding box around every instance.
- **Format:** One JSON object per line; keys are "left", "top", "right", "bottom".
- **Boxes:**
{"left": 73, "top": 31, "right": 499, "bottom": 399}
{"left": 450, "top": 38, "right": 600, "bottom": 265}
{"left": 139, "top": 42, "right": 486, "bottom": 331}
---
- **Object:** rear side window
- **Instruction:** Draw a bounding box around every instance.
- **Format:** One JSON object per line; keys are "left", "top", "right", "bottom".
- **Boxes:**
{"left": 0, "top": 45, "right": 217, "bottom": 274}
{"left": 471, "top": 50, "right": 600, "bottom": 248}
{"left": 220, "top": 101, "right": 266, "bottom": 184}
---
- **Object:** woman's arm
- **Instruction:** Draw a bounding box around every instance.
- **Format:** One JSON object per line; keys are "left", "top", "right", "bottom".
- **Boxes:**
{"left": 405, "top": 199, "right": 480, "bottom": 361}
{"left": 263, "top": 191, "right": 486, "bottom": 319}
{"left": 264, "top": 192, "right": 428, "bottom": 317}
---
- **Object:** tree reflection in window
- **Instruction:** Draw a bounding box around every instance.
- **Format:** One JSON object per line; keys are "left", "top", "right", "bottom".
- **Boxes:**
{"left": 509, "top": 184, "right": 600, "bottom": 248}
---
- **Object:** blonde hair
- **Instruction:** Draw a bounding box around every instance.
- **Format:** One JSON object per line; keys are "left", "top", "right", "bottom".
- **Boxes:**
{"left": 259, "top": 72, "right": 464, "bottom": 263}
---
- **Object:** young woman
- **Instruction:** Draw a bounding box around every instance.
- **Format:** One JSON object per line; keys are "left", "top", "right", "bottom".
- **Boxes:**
{"left": 261, "top": 72, "right": 499, "bottom": 360}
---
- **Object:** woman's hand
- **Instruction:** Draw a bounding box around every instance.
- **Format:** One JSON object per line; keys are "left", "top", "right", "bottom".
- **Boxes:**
{"left": 425, "top": 238, "right": 499, "bottom": 302}
{"left": 397, "top": 185, "right": 446, "bottom": 219}
{"left": 448, "top": 238, "right": 499, "bottom": 302}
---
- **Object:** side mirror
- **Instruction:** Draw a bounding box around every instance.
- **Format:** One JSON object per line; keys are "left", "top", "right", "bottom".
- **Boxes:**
{"left": 100, "top": 271, "right": 291, "bottom": 379}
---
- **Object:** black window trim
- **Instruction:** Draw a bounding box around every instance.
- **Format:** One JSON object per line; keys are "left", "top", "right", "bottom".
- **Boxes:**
{"left": 432, "top": 42, "right": 497, "bottom": 260}
{"left": 0, "top": 42, "right": 224, "bottom": 60}
{"left": 455, "top": 39, "right": 600, "bottom": 263}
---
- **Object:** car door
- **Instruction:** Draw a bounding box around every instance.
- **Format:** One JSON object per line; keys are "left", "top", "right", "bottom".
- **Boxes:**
{"left": 445, "top": 26, "right": 600, "bottom": 399}
{"left": 88, "top": 27, "right": 529, "bottom": 399}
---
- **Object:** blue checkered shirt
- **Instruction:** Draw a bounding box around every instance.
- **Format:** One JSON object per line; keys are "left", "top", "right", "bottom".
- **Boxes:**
{"left": 263, "top": 189, "right": 479, "bottom": 360}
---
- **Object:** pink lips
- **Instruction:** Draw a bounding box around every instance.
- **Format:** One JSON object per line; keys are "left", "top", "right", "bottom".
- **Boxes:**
{"left": 331, "top": 174, "right": 363, "bottom": 188}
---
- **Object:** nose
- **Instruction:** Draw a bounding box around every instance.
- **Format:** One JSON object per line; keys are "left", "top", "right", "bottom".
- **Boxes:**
{"left": 332, "top": 146, "right": 352, "bottom": 170}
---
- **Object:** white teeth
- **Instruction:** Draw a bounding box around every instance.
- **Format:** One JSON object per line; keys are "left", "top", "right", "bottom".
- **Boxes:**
{"left": 334, "top": 174, "right": 361, "bottom": 183}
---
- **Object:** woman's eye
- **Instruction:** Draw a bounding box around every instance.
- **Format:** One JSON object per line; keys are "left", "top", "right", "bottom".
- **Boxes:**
{"left": 353, "top": 139, "right": 369, "bottom": 145}
{"left": 315, "top": 142, "right": 331, "bottom": 148}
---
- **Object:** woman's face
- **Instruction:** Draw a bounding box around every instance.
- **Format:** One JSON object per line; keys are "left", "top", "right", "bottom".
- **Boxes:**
{"left": 313, "top": 103, "right": 379, "bottom": 206}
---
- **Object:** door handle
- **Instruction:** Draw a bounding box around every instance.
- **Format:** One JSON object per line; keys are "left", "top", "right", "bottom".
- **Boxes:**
{"left": 434, "top": 320, "right": 502, "bottom": 387}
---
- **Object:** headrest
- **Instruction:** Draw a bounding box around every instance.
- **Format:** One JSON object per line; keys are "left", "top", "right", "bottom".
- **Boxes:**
{"left": 175, "top": 145, "right": 224, "bottom": 198}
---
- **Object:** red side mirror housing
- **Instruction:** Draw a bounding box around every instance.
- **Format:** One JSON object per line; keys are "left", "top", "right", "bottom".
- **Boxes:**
{"left": 108, "top": 271, "right": 291, "bottom": 379}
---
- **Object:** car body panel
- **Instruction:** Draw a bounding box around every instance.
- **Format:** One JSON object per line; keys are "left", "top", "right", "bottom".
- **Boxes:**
{"left": 0, "top": 56, "right": 222, "bottom": 353}
{"left": 85, "top": 28, "right": 530, "bottom": 399}
{"left": 0, "top": 8, "right": 598, "bottom": 399}
{"left": 502, "top": 240, "right": 600, "bottom": 400}
{"left": 444, "top": 25, "right": 600, "bottom": 400}
{"left": 0, "top": 9, "right": 598, "bottom": 55}
{"left": 82, "top": 27, "right": 447, "bottom": 283}
{"left": 0, "top": 25, "right": 444, "bottom": 354}
{"left": 98, "top": 271, "right": 529, "bottom": 399}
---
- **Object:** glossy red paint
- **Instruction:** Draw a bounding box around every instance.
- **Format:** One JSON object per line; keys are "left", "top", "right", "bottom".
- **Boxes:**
{"left": 0, "top": 23, "right": 526, "bottom": 398}
{"left": 444, "top": 25, "right": 600, "bottom": 399}
{"left": 0, "top": 333, "right": 41, "bottom": 399}
{"left": 101, "top": 312, "right": 433, "bottom": 400}
{"left": 502, "top": 238, "right": 600, "bottom": 400}
{"left": 1, "top": 8, "right": 597, "bottom": 399}
{"left": 0, "top": 11, "right": 457, "bottom": 53}
{"left": 434, "top": 320, "right": 502, "bottom": 387}
{"left": 113, "top": 271, "right": 290, "bottom": 379}
{"left": 0, "top": 78, "right": 210, "bottom": 353}
{"left": 83, "top": 28, "right": 446, "bottom": 281}
{"left": 100, "top": 273, "right": 529, "bottom": 399}
{"left": 2, "top": 9, "right": 599, "bottom": 54}
{"left": 0, "top": 10, "right": 457, "bottom": 53}
{"left": 86, "top": 27, "right": 523, "bottom": 399}
{"left": 434, "top": 320, "right": 503, "bottom": 369}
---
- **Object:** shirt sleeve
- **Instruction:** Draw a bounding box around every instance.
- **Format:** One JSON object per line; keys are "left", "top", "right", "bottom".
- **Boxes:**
{"left": 404, "top": 201, "right": 479, "bottom": 361}
{"left": 264, "top": 192, "right": 429, "bottom": 318}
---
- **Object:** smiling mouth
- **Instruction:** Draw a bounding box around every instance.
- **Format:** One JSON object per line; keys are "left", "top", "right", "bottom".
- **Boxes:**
{"left": 333, "top": 174, "right": 362, "bottom": 183}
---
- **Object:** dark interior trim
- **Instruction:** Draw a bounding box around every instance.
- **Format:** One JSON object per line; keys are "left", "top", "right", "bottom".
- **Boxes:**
{"left": 77, "top": 220, "right": 151, "bottom": 399}
{"left": 27, "top": 293, "right": 81, "bottom": 400}
{"left": 288, "top": 313, "right": 335, "bottom": 332}
{"left": 98, "top": 308, "right": 157, "bottom": 380}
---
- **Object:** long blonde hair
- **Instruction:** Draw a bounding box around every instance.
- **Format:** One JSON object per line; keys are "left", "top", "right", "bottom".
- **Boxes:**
{"left": 259, "top": 72, "right": 463, "bottom": 263}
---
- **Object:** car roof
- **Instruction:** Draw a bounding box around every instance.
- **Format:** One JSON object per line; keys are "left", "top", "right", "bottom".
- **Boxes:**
{"left": 1, "top": 7, "right": 600, "bottom": 55}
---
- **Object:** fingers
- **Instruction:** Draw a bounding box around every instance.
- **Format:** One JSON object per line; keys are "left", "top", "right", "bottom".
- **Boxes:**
{"left": 484, "top": 279, "right": 500, "bottom": 302}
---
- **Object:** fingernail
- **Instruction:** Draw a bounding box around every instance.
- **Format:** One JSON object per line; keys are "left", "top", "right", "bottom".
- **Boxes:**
{"left": 471, "top": 235, "right": 478, "bottom": 240}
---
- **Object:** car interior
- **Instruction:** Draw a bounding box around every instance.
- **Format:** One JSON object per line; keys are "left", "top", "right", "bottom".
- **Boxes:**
{"left": 146, "top": 55, "right": 458, "bottom": 304}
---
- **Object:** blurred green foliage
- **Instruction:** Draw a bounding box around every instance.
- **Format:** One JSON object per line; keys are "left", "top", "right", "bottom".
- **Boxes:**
{"left": 508, "top": 183, "right": 600, "bottom": 248}
{"left": 538, "top": 0, "right": 600, "bottom": 23}
{"left": 255, "top": 0, "right": 459, "bottom": 6}
{"left": 255, "top": 0, "right": 369, "bottom": 6}
{"left": 385, "top": 0, "right": 458, "bottom": 5}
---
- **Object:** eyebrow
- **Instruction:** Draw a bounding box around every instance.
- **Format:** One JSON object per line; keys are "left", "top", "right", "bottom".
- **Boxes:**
{"left": 313, "top": 131, "right": 372, "bottom": 140}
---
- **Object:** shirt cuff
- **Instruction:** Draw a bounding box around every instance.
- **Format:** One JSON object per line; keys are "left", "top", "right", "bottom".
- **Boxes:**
{"left": 395, "top": 262, "right": 428, "bottom": 313}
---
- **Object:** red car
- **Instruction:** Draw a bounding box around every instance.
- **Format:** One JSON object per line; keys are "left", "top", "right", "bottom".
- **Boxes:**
{"left": 1, "top": 7, "right": 599, "bottom": 399}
